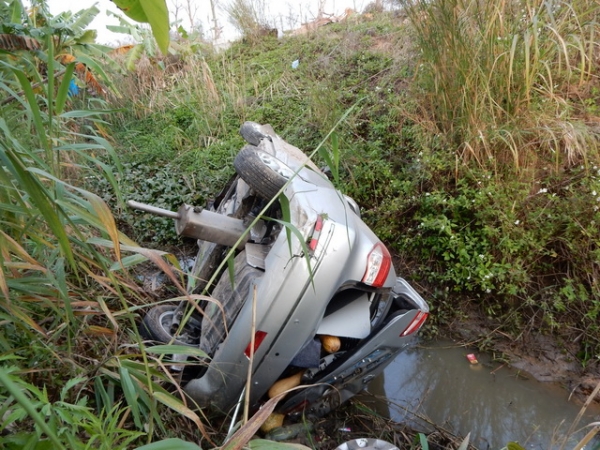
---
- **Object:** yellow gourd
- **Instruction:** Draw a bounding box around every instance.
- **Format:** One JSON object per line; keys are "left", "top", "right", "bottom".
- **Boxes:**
{"left": 268, "top": 370, "right": 305, "bottom": 398}
{"left": 319, "top": 335, "right": 341, "bottom": 353}
{"left": 260, "top": 412, "right": 285, "bottom": 433}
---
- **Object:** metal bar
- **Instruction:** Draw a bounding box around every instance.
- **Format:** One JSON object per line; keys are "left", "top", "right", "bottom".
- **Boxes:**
{"left": 126, "top": 200, "right": 180, "bottom": 219}
{"left": 224, "top": 387, "right": 246, "bottom": 443}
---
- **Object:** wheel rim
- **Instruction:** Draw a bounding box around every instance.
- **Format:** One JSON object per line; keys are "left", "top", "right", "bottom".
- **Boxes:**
{"left": 156, "top": 308, "right": 200, "bottom": 345}
{"left": 258, "top": 152, "right": 295, "bottom": 179}
{"left": 158, "top": 309, "right": 176, "bottom": 335}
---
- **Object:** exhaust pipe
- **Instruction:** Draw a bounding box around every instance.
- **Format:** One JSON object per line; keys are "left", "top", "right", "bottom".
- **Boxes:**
{"left": 127, "top": 201, "right": 248, "bottom": 249}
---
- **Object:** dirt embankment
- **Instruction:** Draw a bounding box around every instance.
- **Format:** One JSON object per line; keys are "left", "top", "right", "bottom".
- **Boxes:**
{"left": 449, "top": 310, "right": 600, "bottom": 405}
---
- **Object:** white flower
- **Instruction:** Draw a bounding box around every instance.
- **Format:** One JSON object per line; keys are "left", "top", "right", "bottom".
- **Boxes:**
{"left": 593, "top": 191, "right": 597, "bottom": 196}
{"left": 486, "top": 289, "right": 491, "bottom": 294}
{"left": 515, "top": 220, "right": 520, "bottom": 225}
{"left": 538, "top": 188, "right": 548, "bottom": 194}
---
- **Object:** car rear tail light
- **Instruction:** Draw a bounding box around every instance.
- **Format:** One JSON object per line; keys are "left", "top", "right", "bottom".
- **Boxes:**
{"left": 362, "top": 242, "right": 391, "bottom": 288}
{"left": 244, "top": 330, "right": 267, "bottom": 358}
{"left": 400, "top": 311, "right": 428, "bottom": 336}
{"left": 308, "top": 215, "right": 324, "bottom": 252}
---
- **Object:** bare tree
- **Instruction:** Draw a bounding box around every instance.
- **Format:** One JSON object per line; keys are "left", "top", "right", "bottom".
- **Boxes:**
{"left": 316, "top": 0, "right": 326, "bottom": 19}
{"left": 283, "top": 2, "right": 300, "bottom": 31}
{"left": 209, "top": 0, "right": 222, "bottom": 42}
{"left": 169, "top": 0, "right": 205, "bottom": 38}
{"left": 170, "top": 0, "right": 182, "bottom": 29}
{"left": 184, "top": 0, "right": 200, "bottom": 31}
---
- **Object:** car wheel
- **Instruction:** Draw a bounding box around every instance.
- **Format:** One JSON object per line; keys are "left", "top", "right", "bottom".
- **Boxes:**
{"left": 240, "top": 121, "right": 270, "bottom": 146}
{"left": 234, "top": 145, "right": 295, "bottom": 200}
{"left": 140, "top": 304, "right": 199, "bottom": 346}
{"left": 199, "top": 251, "right": 263, "bottom": 356}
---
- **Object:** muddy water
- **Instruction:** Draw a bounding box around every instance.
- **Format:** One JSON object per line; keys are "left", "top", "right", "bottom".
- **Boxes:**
{"left": 358, "top": 340, "right": 600, "bottom": 450}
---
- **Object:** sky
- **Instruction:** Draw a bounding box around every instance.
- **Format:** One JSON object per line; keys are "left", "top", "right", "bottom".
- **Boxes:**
{"left": 44, "top": 0, "right": 372, "bottom": 45}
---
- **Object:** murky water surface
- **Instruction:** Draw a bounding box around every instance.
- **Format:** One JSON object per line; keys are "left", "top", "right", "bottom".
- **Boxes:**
{"left": 359, "top": 340, "right": 600, "bottom": 450}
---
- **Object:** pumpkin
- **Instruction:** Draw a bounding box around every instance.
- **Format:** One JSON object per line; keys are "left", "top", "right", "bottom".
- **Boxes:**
{"left": 319, "top": 334, "right": 341, "bottom": 353}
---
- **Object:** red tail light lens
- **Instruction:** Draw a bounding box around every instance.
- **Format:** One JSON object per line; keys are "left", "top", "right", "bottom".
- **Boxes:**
{"left": 400, "top": 311, "right": 428, "bottom": 337}
{"left": 244, "top": 330, "right": 267, "bottom": 358}
{"left": 362, "top": 242, "right": 392, "bottom": 288}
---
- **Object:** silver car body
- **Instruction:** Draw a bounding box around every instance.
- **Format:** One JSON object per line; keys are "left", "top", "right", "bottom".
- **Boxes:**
{"left": 183, "top": 124, "right": 429, "bottom": 416}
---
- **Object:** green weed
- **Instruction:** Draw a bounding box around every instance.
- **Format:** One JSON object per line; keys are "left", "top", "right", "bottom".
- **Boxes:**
{"left": 0, "top": 367, "right": 143, "bottom": 449}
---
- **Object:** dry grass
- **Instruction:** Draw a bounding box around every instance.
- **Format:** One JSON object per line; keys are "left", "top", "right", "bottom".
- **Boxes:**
{"left": 402, "top": 0, "right": 600, "bottom": 175}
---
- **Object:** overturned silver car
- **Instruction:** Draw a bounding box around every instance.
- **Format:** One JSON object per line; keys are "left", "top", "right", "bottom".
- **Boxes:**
{"left": 130, "top": 122, "right": 429, "bottom": 419}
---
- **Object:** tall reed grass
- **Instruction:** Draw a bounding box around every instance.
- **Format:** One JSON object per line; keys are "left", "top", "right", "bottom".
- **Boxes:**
{"left": 402, "top": 0, "right": 600, "bottom": 173}
{"left": 0, "top": 16, "right": 216, "bottom": 447}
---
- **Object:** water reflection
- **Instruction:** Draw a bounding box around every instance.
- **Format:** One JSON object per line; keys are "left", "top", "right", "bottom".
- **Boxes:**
{"left": 360, "top": 340, "right": 600, "bottom": 450}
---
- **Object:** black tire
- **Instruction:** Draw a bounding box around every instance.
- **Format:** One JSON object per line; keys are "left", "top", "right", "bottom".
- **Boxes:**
{"left": 240, "top": 121, "right": 269, "bottom": 146}
{"left": 140, "top": 304, "right": 199, "bottom": 346}
{"left": 199, "top": 251, "right": 263, "bottom": 356}
{"left": 233, "top": 145, "right": 294, "bottom": 200}
{"left": 188, "top": 241, "right": 227, "bottom": 294}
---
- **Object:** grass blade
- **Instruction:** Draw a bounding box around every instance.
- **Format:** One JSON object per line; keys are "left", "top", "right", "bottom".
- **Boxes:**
{"left": 119, "top": 366, "right": 143, "bottom": 429}
{"left": 0, "top": 128, "right": 76, "bottom": 270}
{"left": 457, "top": 432, "right": 470, "bottom": 450}
{"left": 54, "top": 62, "right": 76, "bottom": 115}
{"left": 144, "top": 345, "right": 208, "bottom": 358}
{"left": 10, "top": 67, "right": 49, "bottom": 152}
{"left": 135, "top": 439, "right": 201, "bottom": 450}
{"left": 153, "top": 391, "right": 211, "bottom": 442}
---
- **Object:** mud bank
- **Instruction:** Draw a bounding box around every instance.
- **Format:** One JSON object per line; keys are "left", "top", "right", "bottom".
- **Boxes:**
{"left": 448, "top": 310, "right": 600, "bottom": 404}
